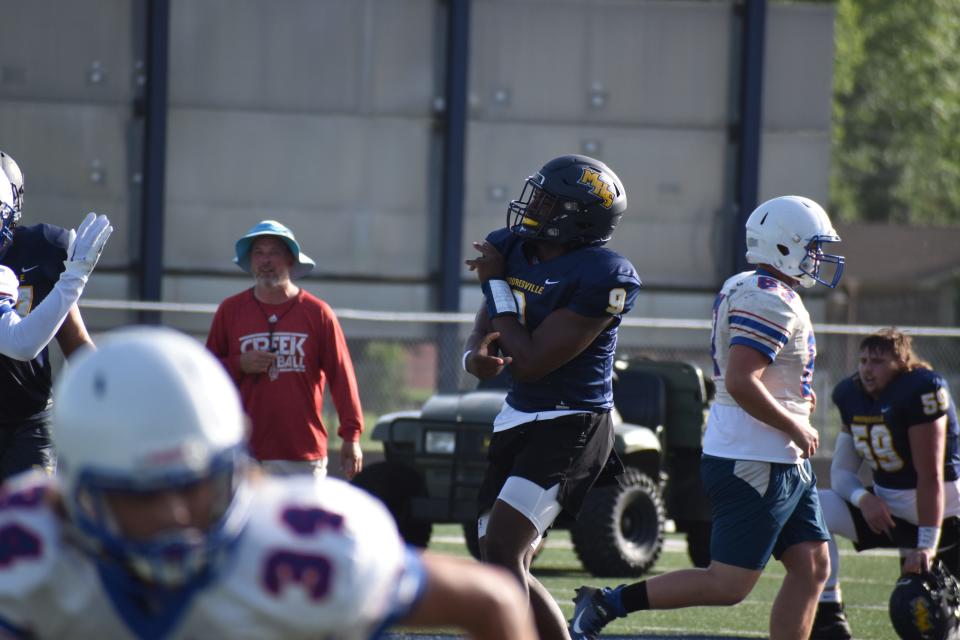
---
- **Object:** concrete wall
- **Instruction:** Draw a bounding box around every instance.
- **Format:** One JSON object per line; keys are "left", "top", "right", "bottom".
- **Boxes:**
{"left": 0, "top": 0, "right": 835, "bottom": 341}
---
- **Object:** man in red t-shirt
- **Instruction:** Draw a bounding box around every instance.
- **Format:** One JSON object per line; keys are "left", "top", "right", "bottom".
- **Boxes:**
{"left": 206, "top": 220, "right": 363, "bottom": 479}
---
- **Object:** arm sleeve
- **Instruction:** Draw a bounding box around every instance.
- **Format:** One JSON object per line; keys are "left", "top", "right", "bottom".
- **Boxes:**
{"left": 831, "top": 431, "right": 867, "bottom": 504}
{"left": 0, "top": 269, "right": 88, "bottom": 361}
{"left": 205, "top": 304, "right": 244, "bottom": 382}
{"left": 318, "top": 306, "right": 364, "bottom": 441}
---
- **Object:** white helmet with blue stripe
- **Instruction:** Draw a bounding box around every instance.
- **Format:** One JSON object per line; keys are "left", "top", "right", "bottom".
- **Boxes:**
{"left": 745, "top": 195, "right": 844, "bottom": 288}
{"left": 51, "top": 326, "right": 251, "bottom": 586}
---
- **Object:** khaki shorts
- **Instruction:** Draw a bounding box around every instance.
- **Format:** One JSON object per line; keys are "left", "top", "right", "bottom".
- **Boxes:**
{"left": 259, "top": 457, "right": 328, "bottom": 479}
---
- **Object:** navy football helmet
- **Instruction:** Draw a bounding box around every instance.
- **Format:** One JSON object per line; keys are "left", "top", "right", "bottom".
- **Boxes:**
{"left": 0, "top": 151, "right": 23, "bottom": 253}
{"left": 507, "top": 154, "right": 626, "bottom": 247}
{"left": 889, "top": 561, "right": 960, "bottom": 640}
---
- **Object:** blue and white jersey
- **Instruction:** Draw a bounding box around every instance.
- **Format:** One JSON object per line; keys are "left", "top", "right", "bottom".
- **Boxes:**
{"left": 703, "top": 270, "right": 816, "bottom": 462}
{"left": 485, "top": 227, "right": 641, "bottom": 415}
{"left": 0, "top": 472, "right": 426, "bottom": 640}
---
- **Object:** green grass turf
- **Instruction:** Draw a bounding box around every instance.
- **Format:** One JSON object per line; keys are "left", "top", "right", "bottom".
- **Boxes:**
{"left": 415, "top": 524, "right": 901, "bottom": 639}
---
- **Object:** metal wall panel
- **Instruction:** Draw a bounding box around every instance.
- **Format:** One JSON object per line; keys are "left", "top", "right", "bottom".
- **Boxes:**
{"left": 763, "top": 4, "right": 835, "bottom": 131}
{"left": 586, "top": 1, "right": 734, "bottom": 127}
{"left": 170, "top": 0, "right": 436, "bottom": 115}
{"left": 367, "top": 0, "right": 438, "bottom": 114}
{"left": 470, "top": 1, "right": 589, "bottom": 122}
{"left": 470, "top": 0, "right": 733, "bottom": 126}
{"left": 0, "top": 0, "right": 134, "bottom": 102}
{"left": 165, "top": 109, "right": 432, "bottom": 275}
{"left": 2, "top": 0, "right": 836, "bottom": 314}
{"left": 170, "top": 0, "right": 363, "bottom": 111}
{"left": 758, "top": 131, "right": 831, "bottom": 206}
{"left": 0, "top": 103, "right": 132, "bottom": 266}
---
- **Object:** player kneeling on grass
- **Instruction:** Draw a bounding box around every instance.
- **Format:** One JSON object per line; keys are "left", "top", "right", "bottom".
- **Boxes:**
{"left": 0, "top": 326, "right": 537, "bottom": 640}
{"left": 811, "top": 328, "right": 960, "bottom": 640}
{"left": 571, "top": 196, "right": 844, "bottom": 640}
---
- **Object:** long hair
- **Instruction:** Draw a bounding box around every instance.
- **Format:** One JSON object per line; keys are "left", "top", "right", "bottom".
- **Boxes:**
{"left": 859, "top": 328, "right": 932, "bottom": 372}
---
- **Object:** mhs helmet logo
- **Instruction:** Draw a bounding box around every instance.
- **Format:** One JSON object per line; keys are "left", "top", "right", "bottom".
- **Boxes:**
{"left": 911, "top": 596, "right": 934, "bottom": 633}
{"left": 578, "top": 169, "right": 614, "bottom": 209}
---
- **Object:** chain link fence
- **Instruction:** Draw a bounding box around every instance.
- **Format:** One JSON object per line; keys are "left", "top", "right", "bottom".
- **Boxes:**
{"left": 79, "top": 300, "right": 960, "bottom": 456}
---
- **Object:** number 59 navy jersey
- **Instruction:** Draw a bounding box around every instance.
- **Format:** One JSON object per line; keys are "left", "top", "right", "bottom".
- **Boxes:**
{"left": 485, "top": 227, "right": 641, "bottom": 413}
{"left": 831, "top": 368, "right": 960, "bottom": 490}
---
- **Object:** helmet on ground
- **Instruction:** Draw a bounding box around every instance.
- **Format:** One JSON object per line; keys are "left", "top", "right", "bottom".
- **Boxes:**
{"left": 744, "top": 195, "right": 844, "bottom": 288}
{"left": 51, "top": 326, "right": 251, "bottom": 586}
{"left": 889, "top": 561, "right": 960, "bottom": 640}
{"left": 0, "top": 166, "right": 19, "bottom": 254}
{"left": 507, "top": 154, "right": 626, "bottom": 247}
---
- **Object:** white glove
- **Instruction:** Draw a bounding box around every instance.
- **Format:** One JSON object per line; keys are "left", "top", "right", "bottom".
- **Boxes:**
{"left": 64, "top": 212, "right": 113, "bottom": 280}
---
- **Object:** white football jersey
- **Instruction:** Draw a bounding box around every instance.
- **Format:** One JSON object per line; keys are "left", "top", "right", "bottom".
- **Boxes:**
{"left": 703, "top": 271, "right": 816, "bottom": 462}
{"left": 0, "top": 472, "right": 425, "bottom": 639}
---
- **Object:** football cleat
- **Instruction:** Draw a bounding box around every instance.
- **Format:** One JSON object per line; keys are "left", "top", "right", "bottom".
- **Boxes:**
{"left": 569, "top": 585, "right": 626, "bottom": 640}
{"left": 809, "top": 601, "right": 853, "bottom": 640}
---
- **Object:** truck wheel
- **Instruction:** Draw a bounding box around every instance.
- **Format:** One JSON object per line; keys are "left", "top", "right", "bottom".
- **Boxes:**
{"left": 685, "top": 521, "right": 712, "bottom": 568}
{"left": 571, "top": 468, "right": 665, "bottom": 577}
{"left": 351, "top": 461, "right": 432, "bottom": 548}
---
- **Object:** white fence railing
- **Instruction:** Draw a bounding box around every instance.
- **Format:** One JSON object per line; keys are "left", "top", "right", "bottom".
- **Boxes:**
{"left": 77, "top": 299, "right": 960, "bottom": 454}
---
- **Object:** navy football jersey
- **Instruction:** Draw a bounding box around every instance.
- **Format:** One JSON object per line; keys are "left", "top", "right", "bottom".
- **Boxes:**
{"left": 485, "top": 227, "right": 641, "bottom": 413}
{"left": 832, "top": 368, "right": 960, "bottom": 490}
{"left": 0, "top": 223, "right": 70, "bottom": 425}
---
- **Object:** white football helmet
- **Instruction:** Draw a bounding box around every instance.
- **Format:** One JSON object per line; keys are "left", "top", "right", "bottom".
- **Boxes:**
{"left": 744, "top": 195, "right": 844, "bottom": 288}
{"left": 0, "top": 150, "right": 23, "bottom": 214}
{"left": 0, "top": 167, "right": 18, "bottom": 253}
{"left": 52, "top": 326, "right": 251, "bottom": 586}
{"left": 0, "top": 265, "right": 19, "bottom": 304}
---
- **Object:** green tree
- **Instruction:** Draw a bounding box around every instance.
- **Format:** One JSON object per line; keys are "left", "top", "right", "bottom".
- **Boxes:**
{"left": 831, "top": 0, "right": 960, "bottom": 225}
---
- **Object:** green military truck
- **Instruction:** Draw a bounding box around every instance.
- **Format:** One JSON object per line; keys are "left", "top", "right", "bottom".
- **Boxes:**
{"left": 352, "top": 358, "right": 715, "bottom": 577}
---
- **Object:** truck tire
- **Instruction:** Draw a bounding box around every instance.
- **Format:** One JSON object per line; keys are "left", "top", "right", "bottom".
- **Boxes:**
{"left": 351, "top": 461, "right": 432, "bottom": 548}
{"left": 571, "top": 468, "right": 665, "bottom": 577}
{"left": 685, "top": 521, "right": 712, "bottom": 568}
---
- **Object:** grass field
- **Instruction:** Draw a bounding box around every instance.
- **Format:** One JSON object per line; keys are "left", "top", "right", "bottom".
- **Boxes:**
{"left": 389, "top": 524, "right": 902, "bottom": 639}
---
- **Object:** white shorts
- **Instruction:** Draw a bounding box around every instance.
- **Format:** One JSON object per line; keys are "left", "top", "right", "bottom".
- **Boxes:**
{"left": 478, "top": 476, "right": 561, "bottom": 549}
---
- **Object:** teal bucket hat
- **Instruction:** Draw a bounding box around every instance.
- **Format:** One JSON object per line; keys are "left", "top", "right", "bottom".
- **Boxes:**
{"left": 234, "top": 220, "right": 316, "bottom": 280}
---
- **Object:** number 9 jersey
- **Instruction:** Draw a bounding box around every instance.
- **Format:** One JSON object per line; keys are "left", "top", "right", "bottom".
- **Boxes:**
{"left": 831, "top": 368, "right": 960, "bottom": 490}
{"left": 0, "top": 472, "right": 426, "bottom": 639}
{"left": 484, "top": 227, "right": 640, "bottom": 413}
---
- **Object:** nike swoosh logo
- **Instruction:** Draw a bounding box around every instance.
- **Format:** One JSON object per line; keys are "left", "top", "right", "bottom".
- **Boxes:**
{"left": 20, "top": 265, "right": 39, "bottom": 273}
{"left": 545, "top": 278, "right": 560, "bottom": 285}
{"left": 571, "top": 609, "right": 587, "bottom": 634}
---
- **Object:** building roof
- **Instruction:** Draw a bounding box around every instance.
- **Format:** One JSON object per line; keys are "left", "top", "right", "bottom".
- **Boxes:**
{"left": 834, "top": 222, "right": 960, "bottom": 288}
